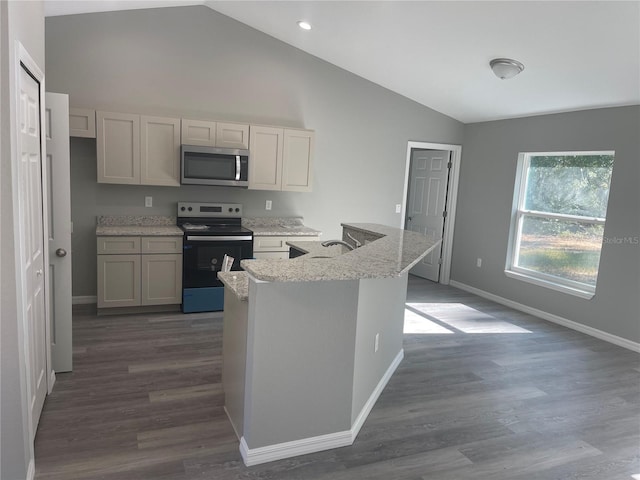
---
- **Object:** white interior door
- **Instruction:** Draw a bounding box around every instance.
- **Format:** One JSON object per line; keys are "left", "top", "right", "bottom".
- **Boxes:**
{"left": 18, "top": 64, "right": 48, "bottom": 433}
{"left": 45, "top": 92, "right": 73, "bottom": 372}
{"left": 406, "top": 149, "right": 450, "bottom": 281}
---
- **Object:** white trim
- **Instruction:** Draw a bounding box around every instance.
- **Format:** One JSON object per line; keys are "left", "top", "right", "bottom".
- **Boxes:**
{"left": 505, "top": 269, "right": 595, "bottom": 300}
{"left": 26, "top": 459, "right": 35, "bottom": 480}
{"left": 72, "top": 295, "right": 97, "bottom": 305}
{"left": 450, "top": 280, "right": 640, "bottom": 353}
{"left": 402, "top": 141, "right": 462, "bottom": 285}
{"left": 239, "top": 349, "right": 404, "bottom": 466}
{"left": 350, "top": 348, "right": 404, "bottom": 437}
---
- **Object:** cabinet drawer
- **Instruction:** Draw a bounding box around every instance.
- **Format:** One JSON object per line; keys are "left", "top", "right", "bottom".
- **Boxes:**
{"left": 253, "top": 236, "right": 289, "bottom": 252}
{"left": 97, "top": 236, "right": 141, "bottom": 254}
{"left": 142, "top": 236, "right": 183, "bottom": 254}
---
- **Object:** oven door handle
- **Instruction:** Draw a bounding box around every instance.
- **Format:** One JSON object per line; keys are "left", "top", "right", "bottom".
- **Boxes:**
{"left": 186, "top": 235, "right": 253, "bottom": 242}
{"left": 235, "top": 155, "right": 241, "bottom": 181}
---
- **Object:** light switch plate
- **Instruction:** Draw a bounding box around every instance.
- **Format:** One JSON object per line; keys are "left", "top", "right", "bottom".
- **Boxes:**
{"left": 265, "top": 200, "right": 272, "bottom": 210}
{"left": 145, "top": 196, "right": 153, "bottom": 207}
{"left": 395, "top": 204, "right": 402, "bottom": 213}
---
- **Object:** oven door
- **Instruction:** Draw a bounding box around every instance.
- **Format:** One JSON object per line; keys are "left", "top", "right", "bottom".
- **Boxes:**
{"left": 182, "top": 235, "right": 253, "bottom": 289}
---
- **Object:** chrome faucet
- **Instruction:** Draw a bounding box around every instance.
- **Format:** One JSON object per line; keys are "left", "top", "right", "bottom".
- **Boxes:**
{"left": 345, "top": 232, "right": 362, "bottom": 248}
{"left": 321, "top": 240, "right": 355, "bottom": 250}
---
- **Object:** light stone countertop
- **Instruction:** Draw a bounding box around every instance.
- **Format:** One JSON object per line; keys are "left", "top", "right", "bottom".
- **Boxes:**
{"left": 240, "top": 223, "right": 441, "bottom": 284}
{"left": 217, "top": 271, "right": 249, "bottom": 301}
{"left": 96, "top": 215, "right": 183, "bottom": 236}
{"left": 242, "top": 217, "right": 321, "bottom": 237}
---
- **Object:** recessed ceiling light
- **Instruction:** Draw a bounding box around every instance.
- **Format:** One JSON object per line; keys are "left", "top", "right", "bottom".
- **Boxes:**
{"left": 297, "top": 21, "right": 312, "bottom": 31}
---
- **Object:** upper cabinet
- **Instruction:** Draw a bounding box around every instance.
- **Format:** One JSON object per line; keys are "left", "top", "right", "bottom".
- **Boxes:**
{"left": 141, "top": 116, "right": 181, "bottom": 186}
{"left": 69, "top": 108, "right": 96, "bottom": 138}
{"left": 181, "top": 119, "right": 249, "bottom": 149}
{"left": 97, "top": 111, "right": 180, "bottom": 186}
{"left": 249, "top": 126, "right": 314, "bottom": 192}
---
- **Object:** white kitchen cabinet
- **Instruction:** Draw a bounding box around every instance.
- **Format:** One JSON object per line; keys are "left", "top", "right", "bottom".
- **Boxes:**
{"left": 141, "top": 116, "right": 181, "bottom": 186}
{"left": 249, "top": 126, "right": 314, "bottom": 192}
{"left": 97, "top": 111, "right": 180, "bottom": 186}
{"left": 97, "top": 112, "right": 140, "bottom": 184}
{"left": 97, "top": 254, "right": 141, "bottom": 308}
{"left": 181, "top": 119, "right": 249, "bottom": 149}
{"left": 282, "top": 129, "right": 314, "bottom": 192}
{"left": 253, "top": 235, "right": 320, "bottom": 259}
{"left": 69, "top": 108, "right": 96, "bottom": 138}
{"left": 216, "top": 122, "right": 249, "bottom": 149}
{"left": 249, "top": 126, "right": 283, "bottom": 190}
{"left": 181, "top": 118, "right": 217, "bottom": 147}
{"left": 97, "top": 236, "right": 183, "bottom": 310}
{"left": 141, "top": 254, "right": 182, "bottom": 305}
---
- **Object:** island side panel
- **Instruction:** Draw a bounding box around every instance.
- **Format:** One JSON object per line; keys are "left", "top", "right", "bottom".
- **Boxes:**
{"left": 244, "top": 279, "right": 359, "bottom": 449}
{"left": 351, "top": 274, "right": 408, "bottom": 424}
{"left": 222, "top": 287, "right": 249, "bottom": 438}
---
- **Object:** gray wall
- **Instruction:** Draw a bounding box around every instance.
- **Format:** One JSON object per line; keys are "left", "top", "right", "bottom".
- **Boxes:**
{"left": 452, "top": 106, "right": 640, "bottom": 343}
{"left": 1, "top": 1, "right": 45, "bottom": 478}
{"left": 44, "top": 6, "right": 464, "bottom": 297}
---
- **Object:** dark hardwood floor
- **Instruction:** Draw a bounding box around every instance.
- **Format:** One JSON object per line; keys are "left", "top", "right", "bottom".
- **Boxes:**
{"left": 35, "top": 276, "right": 640, "bottom": 479}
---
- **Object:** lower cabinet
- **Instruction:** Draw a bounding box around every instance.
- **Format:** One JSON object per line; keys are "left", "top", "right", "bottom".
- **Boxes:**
{"left": 253, "top": 235, "right": 319, "bottom": 260}
{"left": 97, "top": 236, "right": 182, "bottom": 309}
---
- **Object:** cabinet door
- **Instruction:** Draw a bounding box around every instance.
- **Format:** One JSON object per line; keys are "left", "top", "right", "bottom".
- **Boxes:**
{"left": 97, "top": 112, "right": 140, "bottom": 184}
{"left": 69, "top": 108, "right": 96, "bottom": 138}
{"left": 141, "top": 254, "right": 182, "bottom": 305}
{"left": 249, "top": 126, "right": 283, "bottom": 191}
{"left": 141, "top": 115, "right": 181, "bottom": 186}
{"left": 253, "top": 236, "right": 289, "bottom": 252}
{"left": 216, "top": 122, "right": 249, "bottom": 149}
{"left": 282, "top": 129, "right": 314, "bottom": 192}
{"left": 97, "top": 254, "right": 141, "bottom": 308}
{"left": 181, "top": 119, "right": 216, "bottom": 147}
{"left": 97, "top": 236, "right": 141, "bottom": 255}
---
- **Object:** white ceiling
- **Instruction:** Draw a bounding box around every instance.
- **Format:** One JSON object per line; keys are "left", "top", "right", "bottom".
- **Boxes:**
{"left": 44, "top": 0, "right": 640, "bottom": 123}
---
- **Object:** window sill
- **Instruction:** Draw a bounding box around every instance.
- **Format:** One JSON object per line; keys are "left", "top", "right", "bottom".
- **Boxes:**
{"left": 504, "top": 269, "right": 595, "bottom": 300}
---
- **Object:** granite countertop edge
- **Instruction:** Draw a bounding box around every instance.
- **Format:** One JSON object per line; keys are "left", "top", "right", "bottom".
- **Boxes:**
{"left": 240, "top": 223, "right": 441, "bottom": 283}
{"left": 218, "top": 271, "right": 249, "bottom": 301}
{"left": 96, "top": 225, "right": 184, "bottom": 236}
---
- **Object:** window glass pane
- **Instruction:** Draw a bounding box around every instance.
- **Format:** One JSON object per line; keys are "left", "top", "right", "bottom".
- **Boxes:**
{"left": 516, "top": 215, "right": 605, "bottom": 286}
{"left": 524, "top": 154, "right": 614, "bottom": 217}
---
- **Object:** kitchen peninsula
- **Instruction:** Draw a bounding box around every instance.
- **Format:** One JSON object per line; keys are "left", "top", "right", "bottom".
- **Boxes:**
{"left": 218, "top": 223, "right": 440, "bottom": 466}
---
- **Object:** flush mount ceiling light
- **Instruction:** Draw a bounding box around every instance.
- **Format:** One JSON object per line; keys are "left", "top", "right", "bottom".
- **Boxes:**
{"left": 490, "top": 58, "right": 525, "bottom": 80}
{"left": 297, "top": 20, "right": 312, "bottom": 31}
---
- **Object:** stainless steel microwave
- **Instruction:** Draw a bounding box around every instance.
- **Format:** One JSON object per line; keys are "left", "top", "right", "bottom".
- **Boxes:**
{"left": 180, "top": 145, "right": 249, "bottom": 187}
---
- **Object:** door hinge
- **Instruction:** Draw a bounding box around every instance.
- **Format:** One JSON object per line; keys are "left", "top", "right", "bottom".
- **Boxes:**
{"left": 447, "top": 161, "right": 452, "bottom": 169}
{"left": 442, "top": 210, "right": 447, "bottom": 218}
{"left": 438, "top": 257, "right": 443, "bottom": 265}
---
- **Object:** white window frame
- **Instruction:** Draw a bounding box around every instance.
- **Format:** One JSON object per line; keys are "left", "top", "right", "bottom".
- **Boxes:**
{"left": 505, "top": 150, "right": 615, "bottom": 300}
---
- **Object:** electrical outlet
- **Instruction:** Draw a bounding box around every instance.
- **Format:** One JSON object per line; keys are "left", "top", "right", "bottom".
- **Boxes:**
{"left": 145, "top": 196, "right": 153, "bottom": 208}
{"left": 477, "top": 258, "right": 482, "bottom": 268}
{"left": 265, "top": 200, "right": 272, "bottom": 211}
{"left": 374, "top": 333, "right": 380, "bottom": 353}
{"left": 395, "top": 204, "right": 402, "bottom": 213}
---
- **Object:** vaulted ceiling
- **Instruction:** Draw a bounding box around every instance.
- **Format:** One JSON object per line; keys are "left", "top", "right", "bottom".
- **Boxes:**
{"left": 44, "top": 1, "right": 640, "bottom": 123}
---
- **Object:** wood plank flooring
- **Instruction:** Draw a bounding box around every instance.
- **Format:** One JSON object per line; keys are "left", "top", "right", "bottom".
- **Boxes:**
{"left": 34, "top": 276, "right": 640, "bottom": 479}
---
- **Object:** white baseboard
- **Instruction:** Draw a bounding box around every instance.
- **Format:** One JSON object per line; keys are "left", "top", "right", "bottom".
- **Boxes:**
{"left": 72, "top": 295, "right": 96, "bottom": 305}
{"left": 26, "top": 458, "right": 35, "bottom": 480}
{"left": 239, "top": 349, "right": 404, "bottom": 466}
{"left": 449, "top": 280, "right": 640, "bottom": 353}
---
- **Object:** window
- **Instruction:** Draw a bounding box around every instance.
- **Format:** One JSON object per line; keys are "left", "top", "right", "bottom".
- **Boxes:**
{"left": 506, "top": 151, "right": 615, "bottom": 298}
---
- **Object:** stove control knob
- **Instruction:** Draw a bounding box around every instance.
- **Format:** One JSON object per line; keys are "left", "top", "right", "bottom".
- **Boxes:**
{"left": 180, "top": 206, "right": 186, "bottom": 211}
{"left": 228, "top": 208, "right": 233, "bottom": 212}
{"left": 188, "top": 207, "right": 193, "bottom": 211}
{"left": 235, "top": 208, "right": 240, "bottom": 212}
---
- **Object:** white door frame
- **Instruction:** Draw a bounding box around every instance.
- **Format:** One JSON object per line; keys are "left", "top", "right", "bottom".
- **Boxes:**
{"left": 12, "top": 40, "right": 54, "bottom": 445}
{"left": 401, "top": 141, "right": 462, "bottom": 285}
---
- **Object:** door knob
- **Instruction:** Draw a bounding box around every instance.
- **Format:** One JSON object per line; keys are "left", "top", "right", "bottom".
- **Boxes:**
{"left": 56, "top": 248, "right": 67, "bottom": 257}
{"left": 406, "top": 216, "right": 413, "bottom": 222}
{"left": 36, "top": 269, "right": 43, "bottom": 277}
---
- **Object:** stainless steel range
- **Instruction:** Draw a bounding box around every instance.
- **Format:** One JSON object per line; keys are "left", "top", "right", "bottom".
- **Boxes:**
{"left": 178, "top": 202, "right": 253, "bottom": 313}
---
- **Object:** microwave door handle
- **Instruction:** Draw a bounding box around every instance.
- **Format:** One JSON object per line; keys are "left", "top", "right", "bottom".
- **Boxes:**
{"left": 235, "top": 155, "right": 241, "bottom": 181}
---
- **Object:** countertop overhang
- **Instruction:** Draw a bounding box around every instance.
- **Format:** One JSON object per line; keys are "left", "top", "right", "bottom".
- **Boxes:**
{"left": 238, "top": 223, "right": 441, "bottom": 283}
